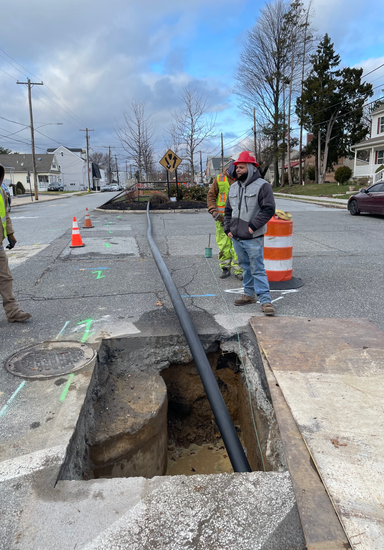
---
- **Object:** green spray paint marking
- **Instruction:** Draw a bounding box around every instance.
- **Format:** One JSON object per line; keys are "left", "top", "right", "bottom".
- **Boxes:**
{"left": 60, "top": 373, "right": 75, "bottom": 402}
{"left": 92, "top": 271, "right": 105, "bottom": 280}
{"left": 78, "top": 319, "right": 93, "bottom": 343}
{"left": 108, "top": 231, "right": 113, "bottom": 234}
{"left": 104, "top": 243, "right": 111, "bottom": 248}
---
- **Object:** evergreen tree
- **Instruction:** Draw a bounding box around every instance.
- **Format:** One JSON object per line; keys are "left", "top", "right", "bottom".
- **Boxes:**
{"left": 296, "top": 34, "right": 373, "bottom": 183}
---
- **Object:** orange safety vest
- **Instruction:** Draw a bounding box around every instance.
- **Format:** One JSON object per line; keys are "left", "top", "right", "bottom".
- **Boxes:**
{"left": 215, "top": 174, "right": 229, "bottom": 214}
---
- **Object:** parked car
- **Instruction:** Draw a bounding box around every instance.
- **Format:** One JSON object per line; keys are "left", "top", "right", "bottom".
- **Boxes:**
{"left": 47, "top": 182, "right": 64, "bottom": 192}
{"left": 101, "top": 185, "right": 119, "bottom": 192}
{"left": 348, "top": 182, "right": 384, "bottom": 216}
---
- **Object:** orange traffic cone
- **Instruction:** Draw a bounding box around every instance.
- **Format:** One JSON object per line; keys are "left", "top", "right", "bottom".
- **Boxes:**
{"left": 83, "top": 208, "right": 94, "bottom": 228}
{"left": 70, "top": 217, "right": 85, "bottom": 248}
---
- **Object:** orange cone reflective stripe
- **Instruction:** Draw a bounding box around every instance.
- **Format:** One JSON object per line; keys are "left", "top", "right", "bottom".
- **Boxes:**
{"left": 70, "top": 217, "right": 85, "bottom": 248}
{"left": 83, "top": 207, "right": 94, "bottom": 228}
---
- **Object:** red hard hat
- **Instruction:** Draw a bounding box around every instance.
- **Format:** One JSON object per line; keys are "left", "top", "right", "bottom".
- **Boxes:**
{"left": 233, "top": 151, "right": 259, "bottom": 167}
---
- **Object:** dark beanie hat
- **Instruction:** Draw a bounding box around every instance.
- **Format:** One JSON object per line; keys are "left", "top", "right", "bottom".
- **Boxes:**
{"left": 227, "top": 161, "right": 236, "bottom": 178}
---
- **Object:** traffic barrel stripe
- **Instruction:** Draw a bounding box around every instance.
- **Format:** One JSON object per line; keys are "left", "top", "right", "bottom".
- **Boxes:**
{"left": 264, "top": 215, "right": 293, "bottom": 282}
{"left": 264, "top": 247, "right": 293, "bottom": 261}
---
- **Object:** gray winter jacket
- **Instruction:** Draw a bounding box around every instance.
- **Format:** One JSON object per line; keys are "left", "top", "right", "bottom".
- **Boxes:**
{"left": 224, "top": 166, "right": 275, "bottom": 240}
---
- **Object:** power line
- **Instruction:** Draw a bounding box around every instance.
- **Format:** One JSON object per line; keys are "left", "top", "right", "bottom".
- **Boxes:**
{"left": 362, "top": 62, "right": 384, "bottom": 79}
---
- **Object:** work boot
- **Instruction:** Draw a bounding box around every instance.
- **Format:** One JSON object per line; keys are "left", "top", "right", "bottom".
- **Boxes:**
{"left": 261, "top": 303, "right": 275, "bottom": 316}
{"left": 234, "top": 295, "right": 256, "bottom": 306}
{"left": 235, "top": 272, "right": 243, "bottom": 281}
{"left": 219, "top": 268, "right": 230, "bottom": 279}
{"left": 7, "top": 310, "right": 32, "bottom": 323}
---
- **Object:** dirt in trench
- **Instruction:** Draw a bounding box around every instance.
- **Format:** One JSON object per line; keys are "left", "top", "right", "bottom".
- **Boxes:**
{"left": 161, "top": 351, "right": 241, "bottom": 449}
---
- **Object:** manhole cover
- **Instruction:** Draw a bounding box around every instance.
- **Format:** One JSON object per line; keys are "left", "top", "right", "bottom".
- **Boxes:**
{"left": 5, "top": 341, "right": 96, "bottom": 379}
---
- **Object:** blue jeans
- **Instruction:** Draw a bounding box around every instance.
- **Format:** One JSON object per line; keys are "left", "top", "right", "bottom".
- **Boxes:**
{"left": 232, "top": 237, "right": 271, "bottom": 304}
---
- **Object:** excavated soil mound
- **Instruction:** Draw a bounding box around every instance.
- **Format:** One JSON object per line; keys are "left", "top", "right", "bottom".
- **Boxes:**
{"left": 99, "top": 200, "right": 207, "bottom": 211}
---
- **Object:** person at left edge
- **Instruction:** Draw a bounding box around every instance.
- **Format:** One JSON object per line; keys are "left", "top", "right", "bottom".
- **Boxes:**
{"left": 207, "top": 161, "right": 243, "bottom": 280}
{"left": 0, "top": 164, "right": 32, "bottom": 323}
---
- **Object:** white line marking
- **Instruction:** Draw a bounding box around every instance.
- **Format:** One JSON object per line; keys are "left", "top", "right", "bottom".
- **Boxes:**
{"left": 55, "top": 321, "right": 69, "bottom": 339}
{"left": 0, "top": 381, "right": 26, "bottom": 417}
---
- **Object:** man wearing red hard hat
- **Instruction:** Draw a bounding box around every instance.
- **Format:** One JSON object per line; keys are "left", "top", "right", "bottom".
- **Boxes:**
{"left": 224, "top": 151, "right": 276, "bottom": 316}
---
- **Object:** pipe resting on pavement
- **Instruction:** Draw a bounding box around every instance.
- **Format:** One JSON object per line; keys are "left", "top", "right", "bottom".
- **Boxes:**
{"left": 146, "top": 202, "right": 251, "bottom": 473}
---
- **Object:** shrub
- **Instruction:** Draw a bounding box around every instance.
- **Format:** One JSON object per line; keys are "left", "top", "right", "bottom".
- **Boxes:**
{"left": 16, "top": 181, "right": 25, "bottom": 194}
{"left": 306, "top": 165, "right": 316, "bottom": 181}
{"left": 185, "top": 185, "right": 208, "bottom": 202}
{"left": 149, "top": 193, "right": 170, "bottom": 206}
{"left": 169, "top": 184, "right": 185, "bottom": 199}
{"left": 334, "top": 166, "right": 352, "bottom": 185}
{"left": 356, "top": 177, "right": 369, "bottom": 186}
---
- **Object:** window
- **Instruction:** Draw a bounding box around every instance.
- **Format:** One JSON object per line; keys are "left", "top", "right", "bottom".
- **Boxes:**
{"left": 369, "top": 183, "right": 384, "bottom": 193}
{"left": 61, "top": 151, "right": 64, "bottom": 156}
{"left": 38, "top": 175, "right": 49, "bottom": 183}
{"left": 377, "top": 117, "right": 384, "bottom": 134}
{"left": 377, "top": 150, "right": 384, "bottom": 164}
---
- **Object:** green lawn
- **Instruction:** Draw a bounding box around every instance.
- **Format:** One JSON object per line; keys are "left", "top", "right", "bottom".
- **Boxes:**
{"left": 274, "top": 183, "right": 356, "bottom": 197}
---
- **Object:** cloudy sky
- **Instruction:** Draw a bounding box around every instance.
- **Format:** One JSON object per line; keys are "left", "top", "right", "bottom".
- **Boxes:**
{"left": 0, "top": 0, "right": 383, "bottom": 166}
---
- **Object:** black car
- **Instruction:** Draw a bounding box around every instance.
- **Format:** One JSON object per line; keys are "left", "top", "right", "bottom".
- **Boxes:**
{"left": 47, "top": 182, "right": 64, "bottom": 192}
{"left": 348, "top": 182, "right": 384, "bottom": 216}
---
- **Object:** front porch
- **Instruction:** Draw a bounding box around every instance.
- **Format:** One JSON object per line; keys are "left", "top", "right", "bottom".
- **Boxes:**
{"left": 352, "top": 137, "right": 384, "bottom": 183}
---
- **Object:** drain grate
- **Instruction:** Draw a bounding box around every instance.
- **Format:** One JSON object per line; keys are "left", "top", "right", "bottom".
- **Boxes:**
{"left": 5, "top": 341, "right": 96, "bottom": 379}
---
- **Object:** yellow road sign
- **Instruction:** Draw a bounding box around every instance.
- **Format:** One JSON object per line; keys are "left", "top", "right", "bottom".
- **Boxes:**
{"left": 159, "top": 149, "right": 182, "bottom": 173}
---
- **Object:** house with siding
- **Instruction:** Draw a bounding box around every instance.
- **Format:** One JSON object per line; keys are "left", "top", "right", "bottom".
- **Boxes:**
{"left": 206, "top": 156, "right": 231, "bottom": 180}
{"left": 351, "top": 105, "right": 384, "bottom": 183}
{"left": 0, "top": 153, "right": 60, "bottom": 191}
{"left": 47, "top": 146, "right": 87, "bottom": 191}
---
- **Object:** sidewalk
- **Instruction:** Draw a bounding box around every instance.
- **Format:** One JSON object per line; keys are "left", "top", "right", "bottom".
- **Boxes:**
{"left": 274, "top": 192, "right": 349, "bottom": 207}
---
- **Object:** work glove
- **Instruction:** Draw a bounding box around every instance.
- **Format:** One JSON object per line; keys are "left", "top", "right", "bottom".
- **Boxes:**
{"left": 6, "top": 234, "right": 17, "bottom": 250}
{"left": 212, "top": 211, "right": 224, "bottom": 223}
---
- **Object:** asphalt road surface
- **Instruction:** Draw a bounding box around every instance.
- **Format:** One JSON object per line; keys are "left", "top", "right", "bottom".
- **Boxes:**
{"left": 9, "top": 191, "right": 117, "bottom": 245}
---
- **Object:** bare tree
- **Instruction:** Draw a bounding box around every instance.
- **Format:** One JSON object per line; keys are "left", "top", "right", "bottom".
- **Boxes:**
{"left": 168, "top": 88, "right": 216, "bottom": 183}
{"left": 89, "top": 151, "right": 109, "bottom": 165}
{"left": 116, "top": 100, "right": 155, "bottom": 181}
{"left": 234, "top": 0, "right": 315, "bottom": 187}
{"left": 234, "top": 0, "right": 289, "bottom": 186}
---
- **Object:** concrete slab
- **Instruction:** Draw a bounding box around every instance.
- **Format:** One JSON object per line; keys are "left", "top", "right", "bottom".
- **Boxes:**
{"left": 9, "top": 472, "right": 305, "bottom": 550}
{"left": 61, "top": 236, "right": 140, "bottom": 258}
{"left": 250, "top": 317, "right": 384, "bottom": 550}
{"left": 6, "top": 245, "right": 50, "bottom": 267}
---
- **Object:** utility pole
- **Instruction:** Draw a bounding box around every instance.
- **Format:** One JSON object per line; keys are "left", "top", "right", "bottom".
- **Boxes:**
{"left": 80, "top": 128, "right": 94, "bottom": 192}
{"left": 200, "top": 151, "right": 203, "bottom": 184}
{"left": 253, "top": 108, "right": 257, "bottom": 161}
{"left": 221, "top": 133, "right": 224, "bottom": 173}
{"left": 115, "top": 155, "right": 120, "bottom": 185}
{"left": 17, "top": 78, "right": 43, "bottom": 200}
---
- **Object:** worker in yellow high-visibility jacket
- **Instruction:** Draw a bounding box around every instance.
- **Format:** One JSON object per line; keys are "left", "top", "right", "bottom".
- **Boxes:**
{"left": 207, "top": 162, "right": 242, "bottom": 279}
{"left": 0, "top": 164, "right": 32, "bottom": 323}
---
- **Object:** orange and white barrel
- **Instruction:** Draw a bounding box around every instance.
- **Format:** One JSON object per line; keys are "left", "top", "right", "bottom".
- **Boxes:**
{"left": 264, "top": 215, "right": 293, "bottom": 282}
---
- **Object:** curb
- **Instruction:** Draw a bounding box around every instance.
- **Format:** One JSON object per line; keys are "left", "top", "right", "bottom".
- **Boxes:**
{"left": 95, "top": 207, "right": 209, "bottom": 214}
{"left": 275, "top": 195, "right": 347, "bottom": 209}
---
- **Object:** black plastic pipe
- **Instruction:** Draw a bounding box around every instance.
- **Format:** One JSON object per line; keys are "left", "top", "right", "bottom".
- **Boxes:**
{"left": 146, "top": 203, "right": 251, "bottom": 473}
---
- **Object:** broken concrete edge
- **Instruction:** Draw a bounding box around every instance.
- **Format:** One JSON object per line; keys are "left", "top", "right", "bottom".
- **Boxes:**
{"left": 256, "top": 341, "right": 350, "bottom": 549}
{"left": 95, "top": 207, "right": 209, "bottom": 214}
